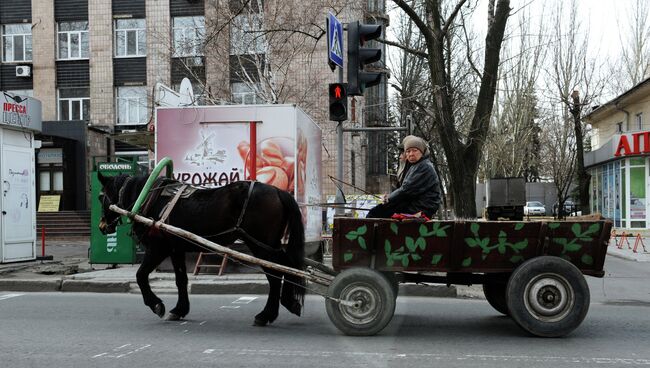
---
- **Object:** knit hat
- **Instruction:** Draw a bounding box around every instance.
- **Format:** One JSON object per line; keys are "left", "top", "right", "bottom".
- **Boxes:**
{"left": 402, "top": 135, "right": 427, "bottom": 153}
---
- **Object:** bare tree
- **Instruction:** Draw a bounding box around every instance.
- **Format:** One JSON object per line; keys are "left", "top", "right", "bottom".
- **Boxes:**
{"left": 608, "top": 0, "right": 650, "bottom": 95}
{"left": 482, "top": 10, "right": 546, "bottom": 181}
{"left": 540, "top": 108, "right": 576, "bottom": 219}
{"left": 544, "top": 0, "right": 604, "bottom": 215}
{"left": 390, "top": 0, "right": 511, "bottom": 218}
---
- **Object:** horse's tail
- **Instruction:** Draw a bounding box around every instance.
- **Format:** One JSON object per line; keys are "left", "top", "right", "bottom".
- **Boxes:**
{"left": 276, "top": 188, "right": 306, "bottom": 316}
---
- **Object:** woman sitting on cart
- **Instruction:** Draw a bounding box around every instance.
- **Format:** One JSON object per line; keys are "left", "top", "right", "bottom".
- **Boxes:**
{"left": 367, "top": 135, "right": 441, "bottom": 219}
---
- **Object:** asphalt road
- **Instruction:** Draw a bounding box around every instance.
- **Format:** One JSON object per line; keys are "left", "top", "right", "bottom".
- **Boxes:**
{"left": 1, "top": 292, "right": 649, "bottom": 368}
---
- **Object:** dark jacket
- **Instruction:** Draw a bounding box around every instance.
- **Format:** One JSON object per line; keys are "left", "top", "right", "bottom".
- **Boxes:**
{"left": 387, "top": 154, "right": 441, "bottom": 216}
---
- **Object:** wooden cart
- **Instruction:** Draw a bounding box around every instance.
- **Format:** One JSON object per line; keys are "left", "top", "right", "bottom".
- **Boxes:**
{"left": 328, "top": 218, "right": 613, "bottom": 337}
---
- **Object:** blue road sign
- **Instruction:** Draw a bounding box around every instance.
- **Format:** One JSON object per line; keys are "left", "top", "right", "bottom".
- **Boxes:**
{"left": 327, "top": 13, "right": 343, "bottom": 68}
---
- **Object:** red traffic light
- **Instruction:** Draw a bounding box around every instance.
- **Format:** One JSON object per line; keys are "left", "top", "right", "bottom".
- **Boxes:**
{"left": 329, "top": 83, "right": 348, "bottom": 121}
{"left": 329, "top": 83, "right": 347, "bottom": 100}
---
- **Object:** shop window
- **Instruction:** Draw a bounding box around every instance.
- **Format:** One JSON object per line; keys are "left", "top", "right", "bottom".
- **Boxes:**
{"left": 58, "top": 88, "right": 90, "bottom": 120}
{"left": 172, "top": 16, "right": 205, "bottom": 57}
{"left": 629, "top": 163, "right": 645, "bottom": 228}
{"left": 115, "top": 19, "right": 146, "bottom": 57}
{"left": 2, "top": 24, "right": 32, "bottom": 62}
{"left": 58, "top": 21, "right": 89, "bottom": 60}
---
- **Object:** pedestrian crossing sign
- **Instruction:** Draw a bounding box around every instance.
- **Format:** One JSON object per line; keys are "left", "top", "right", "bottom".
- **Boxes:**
{"left": 327, "top": 13, "right": 344, "bottom": 68}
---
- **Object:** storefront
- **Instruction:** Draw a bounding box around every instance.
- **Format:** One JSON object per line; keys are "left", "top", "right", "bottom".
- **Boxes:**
{"left": 586, "top": 132, "right": 650, "bottom": 229}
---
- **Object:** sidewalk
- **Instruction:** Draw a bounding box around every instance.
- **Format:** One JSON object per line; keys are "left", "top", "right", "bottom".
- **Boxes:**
{"left": 606, "top": 236, "right": 650, "bottom": 262}
{"left": 0, "top": 239, "right": 458, "bottom": 297}
{"left": 3, "top": 237, "right": 645, "bottom": 297}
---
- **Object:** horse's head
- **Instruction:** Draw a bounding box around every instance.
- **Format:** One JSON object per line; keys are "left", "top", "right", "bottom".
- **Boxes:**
{"left": 97, "top": 173, "right": 130, "bottom": 235}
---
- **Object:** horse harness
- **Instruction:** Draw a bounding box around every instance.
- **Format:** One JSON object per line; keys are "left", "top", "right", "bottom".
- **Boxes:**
{"left": 139, "top": 179, "right": 282, "bottom": 254}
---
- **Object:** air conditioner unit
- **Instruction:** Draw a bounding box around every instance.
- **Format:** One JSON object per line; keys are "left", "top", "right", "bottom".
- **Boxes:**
{"left": 15, "top": 65, "right": 31, "bottom": 77}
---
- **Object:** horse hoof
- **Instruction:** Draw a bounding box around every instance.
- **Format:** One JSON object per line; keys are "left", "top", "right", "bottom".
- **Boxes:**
{"left": 165, "top": 313, "right": 183, "bottom": 321}
{"left": 254, "top": 317, "right": 269, "bottom": 326}
{"left": 153, "top": 303, "right": 165, "bottom": 318}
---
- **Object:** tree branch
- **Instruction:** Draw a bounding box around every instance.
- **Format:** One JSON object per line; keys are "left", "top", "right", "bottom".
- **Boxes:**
{"left": 392, "top": 0, "right": 435, "bottom": 44}
{"left": 378, "top": 38, "right": 428, "bottom": 58}
{"left": 441, "top": 0, "right": 468, "bottom": 37}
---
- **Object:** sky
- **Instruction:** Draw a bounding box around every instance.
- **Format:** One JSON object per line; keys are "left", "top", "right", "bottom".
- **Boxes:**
{"left": 385, "top": 0, "right": 647, "bottom": 103}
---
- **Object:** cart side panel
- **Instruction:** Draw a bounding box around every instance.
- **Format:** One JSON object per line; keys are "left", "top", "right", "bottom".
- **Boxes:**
{"left": 457, "top": 221, "right": 542, "bottom": 272}
{"left": 374, "top": 221, "right": 456, "bottom": 271}
{"left": 545, "top": 220, "right": 612, "bottom": 276}
{"left": 332, "top": 218, "right": 376, "bottom": 270}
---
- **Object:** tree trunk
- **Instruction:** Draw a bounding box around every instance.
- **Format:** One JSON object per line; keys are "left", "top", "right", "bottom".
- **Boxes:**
{"left": 571, "top": 91, "right": 591, "bottom": 215}
{"left": 449, "top": 167, "right": 478, "bottom": 218}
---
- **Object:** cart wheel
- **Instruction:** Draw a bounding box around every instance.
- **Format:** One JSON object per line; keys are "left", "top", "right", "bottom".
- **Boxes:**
{"left": 381, "top": 271, "right": 399, "bottom": 299}
{"left": 483, "top": 276, "right": 509, "bottom": 316}
{"left": 506, "top": 256, "right": 590, "bottom": 337}
{"left": 326, "top": 268, "right": 396, "bottom": 336}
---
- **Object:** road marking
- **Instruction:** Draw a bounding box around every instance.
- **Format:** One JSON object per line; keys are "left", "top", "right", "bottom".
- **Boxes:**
{"left": 93, "top": 344, "right": 151, "bottom": 359}
{"left": 233, "top": 296, "right": 257, "bottom": 304}
{"left": 0, "top": 293, "right": 23, "bottom": 301}
{"left": 200, "top": 321, "right": 207, "bottom": 326}
{"left": 220, "top": 296, "right": 257, "bottom": 309}
{"left": 200, "top": 349, "right": 650, "bottom": 365}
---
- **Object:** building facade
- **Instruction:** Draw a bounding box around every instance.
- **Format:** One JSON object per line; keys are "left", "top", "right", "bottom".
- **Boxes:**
{"left": 0, "top": 0, "right": 388, "bottom": 210}
{"left": 584, "top": 77, "right": 650, "bottom": 229}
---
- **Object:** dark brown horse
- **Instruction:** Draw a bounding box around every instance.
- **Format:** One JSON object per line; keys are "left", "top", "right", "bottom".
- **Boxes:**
{"left": 97, "top": 173, "right": 305, "bottom": 326}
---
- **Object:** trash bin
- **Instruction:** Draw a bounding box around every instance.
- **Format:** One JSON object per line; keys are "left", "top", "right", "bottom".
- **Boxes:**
{"left": 90, "top": 159, "right": 141, "bottom": 264}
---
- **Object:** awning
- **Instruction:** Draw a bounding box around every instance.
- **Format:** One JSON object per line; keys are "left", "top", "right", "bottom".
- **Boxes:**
{"left": 113, "top": 130, "right": 154, "bottom": 151}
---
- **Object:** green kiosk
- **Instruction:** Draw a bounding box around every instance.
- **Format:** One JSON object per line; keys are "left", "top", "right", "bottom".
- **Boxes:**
{"left": 90, "top": 160, "right": 141, "bottom": 264}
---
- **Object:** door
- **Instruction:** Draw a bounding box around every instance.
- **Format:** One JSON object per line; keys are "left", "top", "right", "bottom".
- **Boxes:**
{"left": 2, "top": 145, "right": 36, "bottom": 262}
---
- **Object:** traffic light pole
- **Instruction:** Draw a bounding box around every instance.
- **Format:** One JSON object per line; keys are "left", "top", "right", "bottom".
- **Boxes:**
{"left": 335, "top": 66, "right": 345, "bottom": 216}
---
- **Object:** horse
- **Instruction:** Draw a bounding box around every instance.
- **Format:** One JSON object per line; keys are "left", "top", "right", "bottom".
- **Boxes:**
{"left": 97, "top": 173, "right": 306, "bottom": 326}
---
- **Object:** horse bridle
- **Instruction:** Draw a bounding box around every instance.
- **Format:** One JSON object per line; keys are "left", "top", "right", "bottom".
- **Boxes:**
{"left": 101, "top": 176, "right": 134, "bottom": 230}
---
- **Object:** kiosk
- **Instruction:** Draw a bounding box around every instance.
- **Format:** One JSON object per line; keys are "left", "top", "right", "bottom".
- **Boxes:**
{"left": 0, "top": 93, "right": 42, "bottom": 263}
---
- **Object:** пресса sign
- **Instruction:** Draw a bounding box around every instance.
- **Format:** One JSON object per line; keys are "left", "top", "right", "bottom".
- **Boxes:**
{"left": 1, "top": 93, "right": 42, "bottom": 133}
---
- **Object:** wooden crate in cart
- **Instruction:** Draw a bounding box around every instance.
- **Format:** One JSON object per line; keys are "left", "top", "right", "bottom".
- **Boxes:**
{"left": 328, "top": 218, "right": 613, "bottom": 337}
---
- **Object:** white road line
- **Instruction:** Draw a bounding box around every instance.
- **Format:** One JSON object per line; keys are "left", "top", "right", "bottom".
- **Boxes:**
{"left": 233, "top": 296, "right": 257, "bottom": 304}
{"left": 199, "top": 349, "right": 650, "bottom": 365}
{"left": 219, "top": 306, "right": 240, "bottom": 309}
{"left": 199, "top": 321, "right": 207, "bottom": 326}
{"left": 93, "top": 344, "right": 151, "bottom": 359}
{"left": 0, "top": 293, "right": 23, "bottom": 301}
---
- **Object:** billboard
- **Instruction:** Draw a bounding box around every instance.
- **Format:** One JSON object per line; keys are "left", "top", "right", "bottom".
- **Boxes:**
{"left": 156, "top": 105, "right": 322, "bottom": 243}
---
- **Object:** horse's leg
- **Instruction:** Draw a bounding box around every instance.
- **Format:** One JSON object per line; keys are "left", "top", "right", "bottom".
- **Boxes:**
{"left": 166, "top": 250, "right": 189, "bottom": 321}
{"left": 254, "top": 266, "right": 282, "bottom": 326}
{"left": 136, "top": 247, "right": 169, "bottom": 318}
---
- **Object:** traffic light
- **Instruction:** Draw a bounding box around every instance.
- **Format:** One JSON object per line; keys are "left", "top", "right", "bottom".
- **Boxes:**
{"left": 329, "top": 83, "right": 348, "bottom": 121}
{"left": 347, "top": 21, "right": 383, "bottom": 96}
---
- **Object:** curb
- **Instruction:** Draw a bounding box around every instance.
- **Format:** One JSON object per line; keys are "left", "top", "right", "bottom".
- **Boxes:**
{"left": 0, "top": 278, "right": 471, "bottom": 299}
{"left": 0, "top": 279, "right": 63, "bottom": 292}
{"left": 61, "top": 280, "right": 131, "bottom": 293}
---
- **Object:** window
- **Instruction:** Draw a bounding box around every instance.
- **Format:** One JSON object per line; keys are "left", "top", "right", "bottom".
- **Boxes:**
{"left": 58, "top": 21, "right": 89, "bottom": 60}
{"left": 2, "top": 24, "right": 32, "bottom": 62}
{"left": 230, "top": 13, "right": 266, "bottom": 55}
{"left": 58, "top": 88, "right": 90, "bottom": 120}
{"left": 116, "top": 86, "right": 148, "bottom": 125}
{"left": 172, "top": 16, "right": 205, "bottom": 57}
{"left": 115, "top": 19, "right": 146, "bottom": 57}
{"left": 231, "top": 82, "right": 257, "bottom": 104}
{"left": 637, "top": 113, "right": 643, "bottom": 131}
